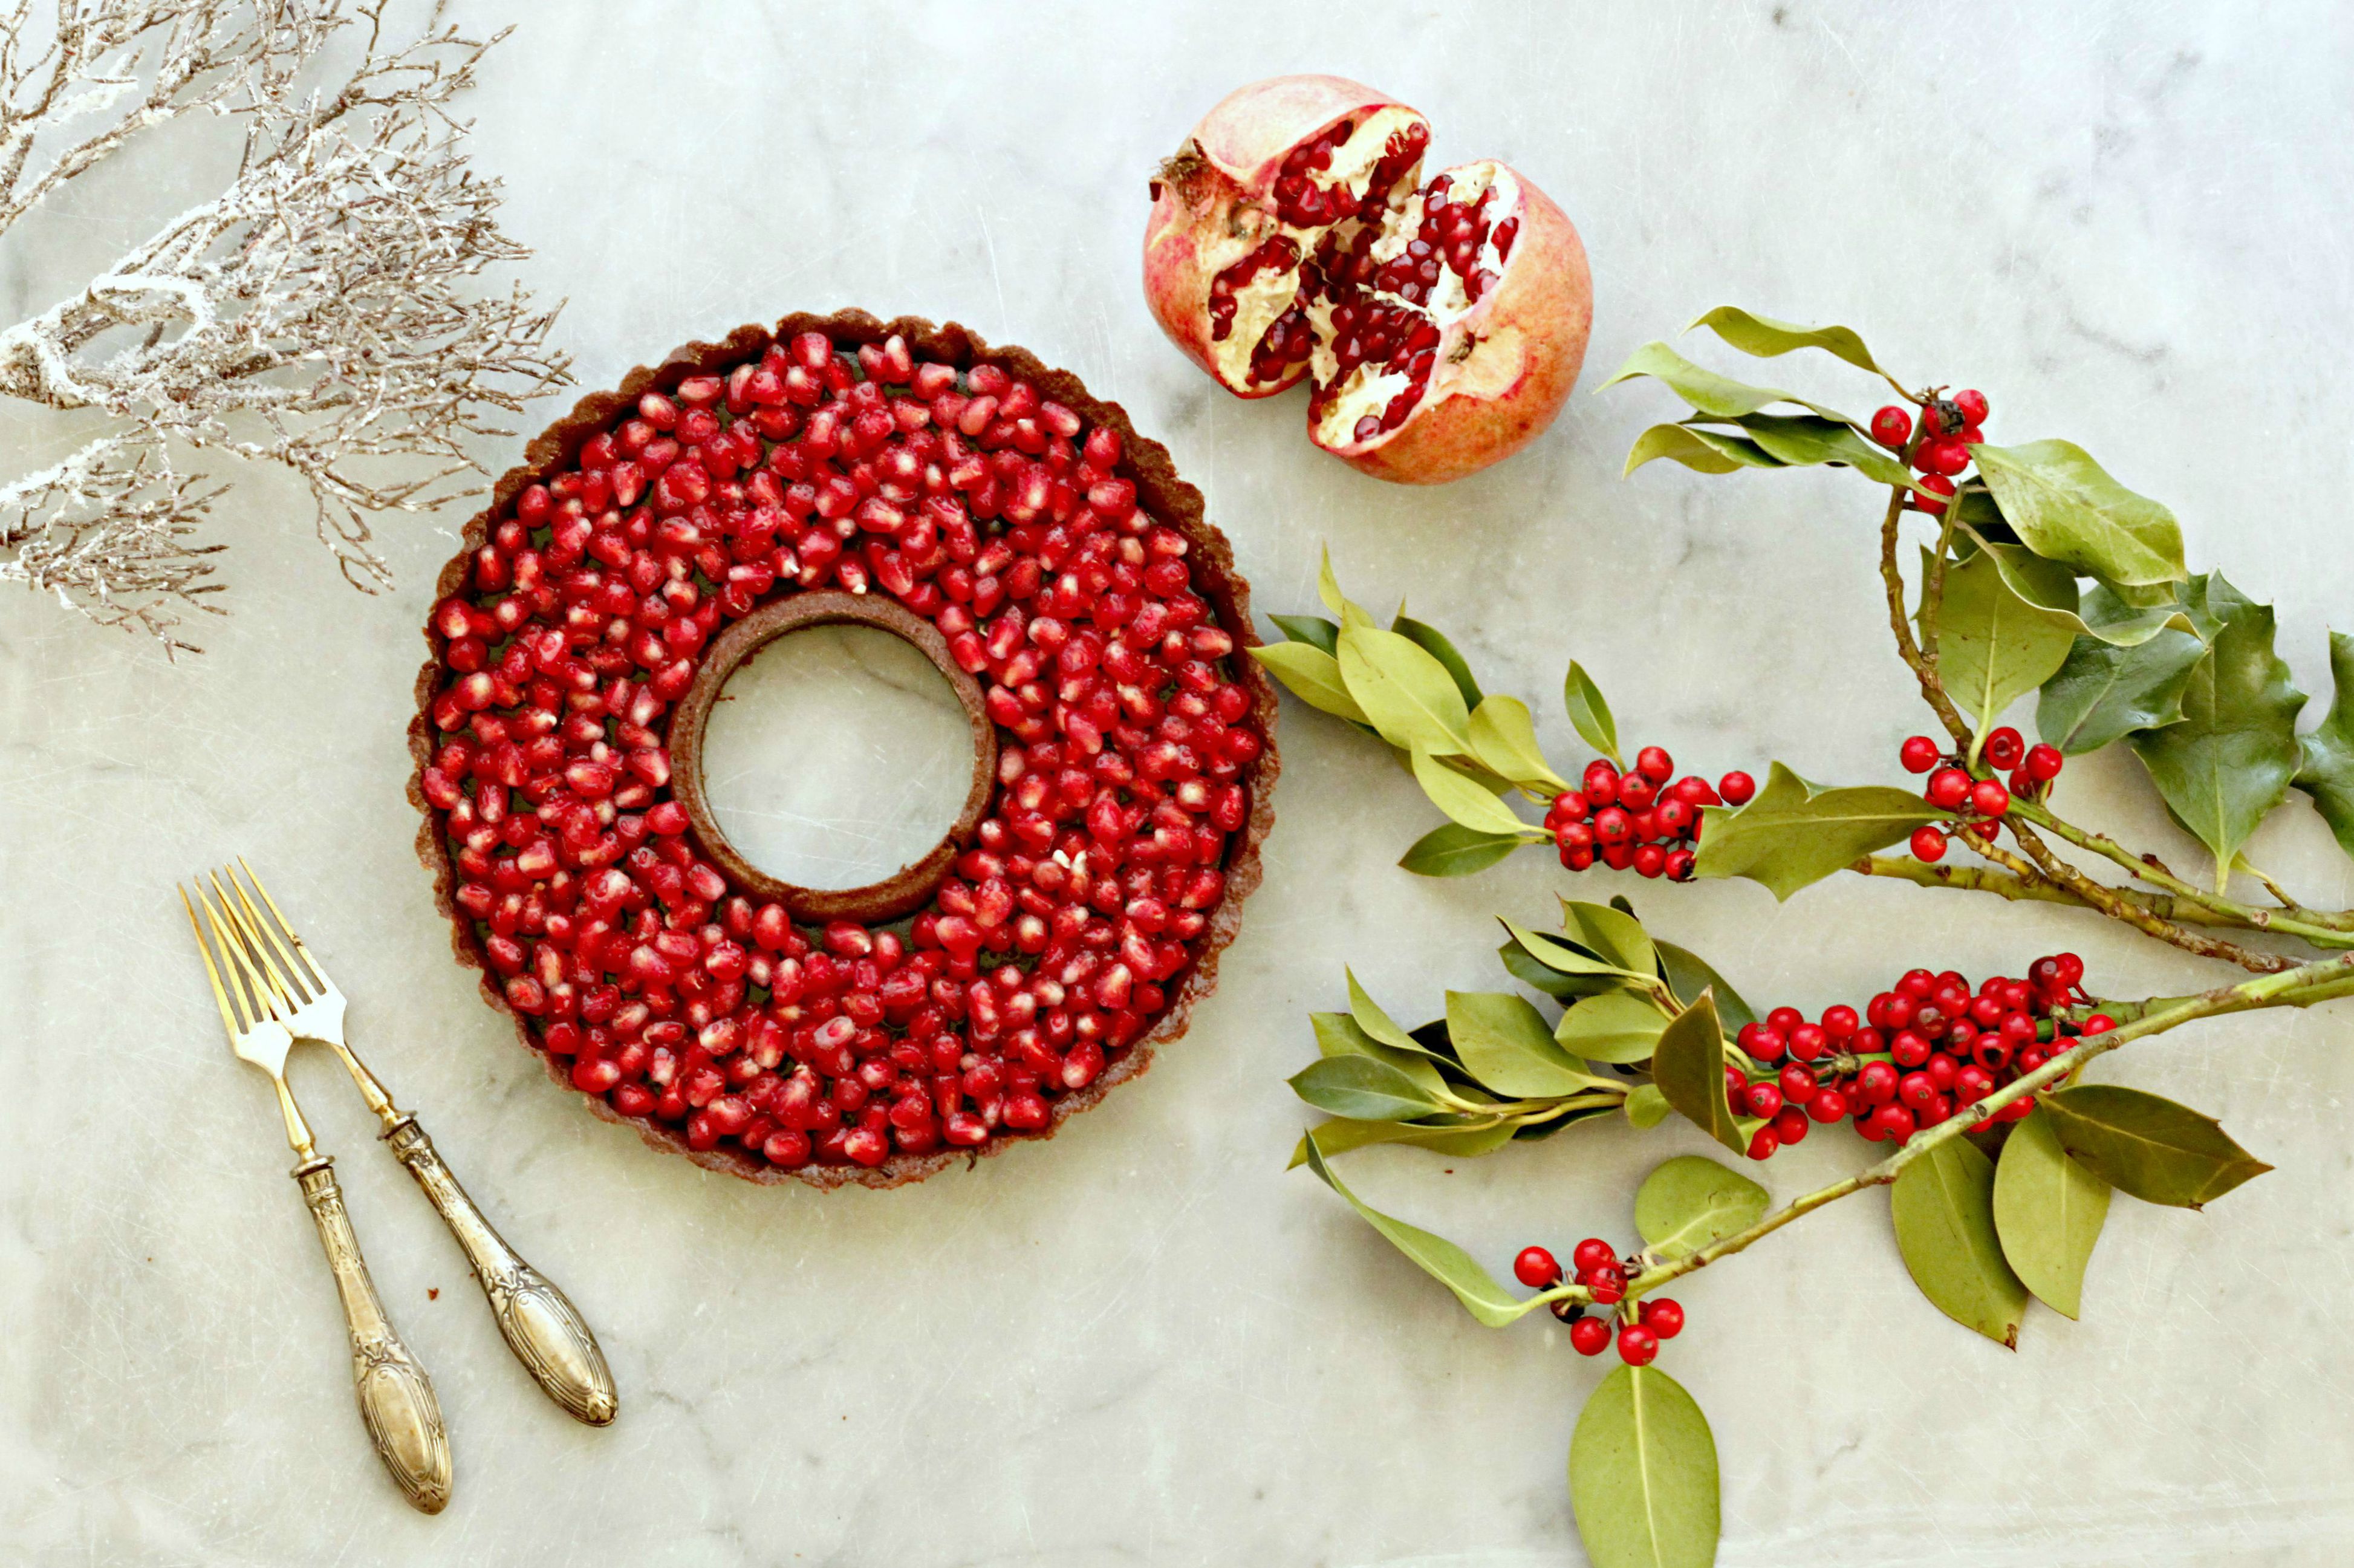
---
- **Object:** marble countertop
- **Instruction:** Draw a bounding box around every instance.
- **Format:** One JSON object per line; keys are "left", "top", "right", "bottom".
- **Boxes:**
{"left": 7, "top": 4, "right": 2354, "bottom": 1564}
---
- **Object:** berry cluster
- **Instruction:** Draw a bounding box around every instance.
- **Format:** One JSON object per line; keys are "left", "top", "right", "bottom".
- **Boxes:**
{"left": 1544, "top": 746, "right": 1756, "bottom": 880}
{"left": 1724, "top": 954, "right": 2112, "bottom": 1160}
{"left": 1512, "top": 1241, "right": 1685, "bottom": 1365}
{"left": 1897, "top": 727, "right": 2064, "bottom": 863}
{"left": 1871, "top": 386, "right": 1990, "bottom": 518}
{"left": 418, "top": 329, "right": 1264, "bottom": 1174}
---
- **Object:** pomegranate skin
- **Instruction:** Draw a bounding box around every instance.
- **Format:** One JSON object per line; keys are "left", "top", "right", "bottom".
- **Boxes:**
{"left": 1324, "top": 168, "right": 1592, "bottom": 484}
{"left": 1142, "top": 74, "right": 1427, "bottom": 399}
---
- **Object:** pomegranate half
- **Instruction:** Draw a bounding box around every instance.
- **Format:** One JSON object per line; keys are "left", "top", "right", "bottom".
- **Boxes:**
{"left": 1143, "top": 74, "right": 1592, "bottom": 485}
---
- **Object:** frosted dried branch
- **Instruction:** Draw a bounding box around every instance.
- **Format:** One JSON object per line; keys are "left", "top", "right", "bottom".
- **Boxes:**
{"left": 0, "top": 0, "right": 570, "bottom": 652}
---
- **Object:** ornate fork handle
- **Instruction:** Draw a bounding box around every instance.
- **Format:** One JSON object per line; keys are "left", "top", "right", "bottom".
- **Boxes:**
{"left": 293, "top": 1156, "right": 452, "bottom": 1513}
{"left": 383, "top": 1117, "right": 618, "bottom": 1426}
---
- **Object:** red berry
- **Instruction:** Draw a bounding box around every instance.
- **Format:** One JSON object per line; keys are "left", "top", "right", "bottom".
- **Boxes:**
{"left": 1821, "top": 1004, "right": 1859, "bottom": 1041}
{"left": 1569, "top": 1316, "right": 1612, "bottom": 1356}
{"left": 1617, "top": 1324, "right": 1660, "bottom": 1366}
{"left": 1773, "top": 1105, "right": 1810, "bottom": 1144}
{"left": 1778, "top": 1063, "right": 1818, "bottom": 1099}
{"left": 1639, "top": 1298, "right": 1685, "bottom": 1339}
{"left": 1550, "top": 790, "right": 1590, "bottom": 821}
{"left": 1746, "top": 1126, "right": 1779, "bottom": 1161}
{"left": 1786, "top": 1023, "right": 1826, "bottom": 1062}
{"left": 1664, "top": 848, "right": 1697, "bottom": 882}
{"left": 1514, "top": 1246, "right": 1562, "bottom": 1288}
{"left": 1744, "top": 1082, "right": 1784, "bottom": 1119}
{"left": 1594, "top": 806, "right": 1632, "bottom": 844}
{"left": 1969, "top": 778, "right": 2011, "bottom": 818}
{"left": 1855, "top": 1061, "right": 1898, "bottom": 1104}
{"left": 1953, "top": 388, "right": 1989, "bottom": 425}
{"left": 1915, "top": 474, "right": 1956, "bottom": 516}
{"left": 1738, "top": 1022, "right": 1786, "bottom": 1062}
{"left": 1572, "top": 1237, "right": 1616, "bottom": 1275}
{"left": 1717, "top": 770, "right": 1755, "bottom": 805}
{"left": 2024, "top": 743, "right": 2064, "bottom": 782}
{"left": 1870, "top": 1103, "right": 1916, "bottom": 1141}
{"left": 2081, "top": 1013, "right": 2116, "bottom": 1035}
{"left": 1910, "top": 825, "right": 1948, "bottom": 862}
{"left": 1983, "top": 727, "right": 2024, "bottom": 769}
{"left": 1871, "top": 405, "right": 1914, "bottom": 447}
{"left": 1588, "top": 1269, "right": 1627, "bottom": 1305}
{"left": 1583, "top": 760, "right": 1620, "bottom": 805}
{"left": 1635, "top": 745, "right": 1674, "bottom": 783}
{"left": 1808, "top": 1087, "right": 1850, "bottom": 1122}
{"left": 1925, "top": 768, "right": 1971, "bottom": 810}
{"left": 1899, "top": 735, "right": 1942, "bottom": 774}
{"left": 1920, "top": 437, "right": 1969, "bottom": 477}
{"left": 2054, "top": 952, "right": 2084, "bottom": 987}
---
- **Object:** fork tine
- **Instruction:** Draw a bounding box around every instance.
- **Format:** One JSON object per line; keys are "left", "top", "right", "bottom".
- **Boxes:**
{"left": 220, "top": 864, "right": 311, "bottom": 1005}
{"left": 198, "top": 878, "right": 280, "bottom": 1023}
{"left": 181, "top": 886, "right": 248, "bottom": 1044}
{"left": 236, "top": 856, "right": 333, "bottom": 994}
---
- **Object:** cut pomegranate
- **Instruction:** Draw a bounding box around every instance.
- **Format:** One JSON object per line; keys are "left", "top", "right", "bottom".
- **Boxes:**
{"left": 1144, "top": 75, "right": 1591, "bottom": 483}
{"left": 409, "top": 311, "right": 1277, "bottom": 1190}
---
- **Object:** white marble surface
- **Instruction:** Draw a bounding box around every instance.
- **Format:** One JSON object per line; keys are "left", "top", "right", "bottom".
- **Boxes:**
{"left": 7, "top": 3, "right": 2354, "bottom": 1564}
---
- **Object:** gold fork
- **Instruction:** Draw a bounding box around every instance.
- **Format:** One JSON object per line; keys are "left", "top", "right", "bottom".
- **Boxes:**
{"left": 198, "top": 860, "right": 618, "bottom": 1428}
{"left": 182, "top": 880, "right": 452, "bottom": 1514}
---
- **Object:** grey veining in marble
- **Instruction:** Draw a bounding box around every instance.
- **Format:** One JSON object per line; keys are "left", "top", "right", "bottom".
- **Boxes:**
{"left": 6, "top": 3, "right": 2354, "bottom": 1564}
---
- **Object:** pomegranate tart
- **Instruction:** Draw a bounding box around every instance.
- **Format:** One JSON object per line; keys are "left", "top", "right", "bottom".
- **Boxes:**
{"left": 409, "top": 311, "right": 1276, "bottom": 1188}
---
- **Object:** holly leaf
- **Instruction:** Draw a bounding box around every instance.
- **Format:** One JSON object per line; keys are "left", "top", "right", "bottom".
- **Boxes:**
{"left": 1393, "top": 612, "right": 1484, "bottom": 712}
{"left": 2038, "top": 623, "right": 2208, "bottom": 755}
{"left": 1399, "top": 823, "right": 1523, "bottom": 877}
{"left": 1339, "top": 624, "right": 1473, "bottom": 755}
{"left": 1318, "top": 543, "right": 1373, "bottom": 629}
{"left": 1890, "top": 1136, "right": 2029, "bottom": 1347}
{"left": 1624, "top": 1082, "right": 1672, "bottom": 1130}
{"left": 2128, "top": 573, "right": 2305, "bottom": 882}
{"left": 1920, "top": 545, "right": 2080, "bottom": 735}
{"left": 1269, "top": 613, "right": 1340, "bottom": 656}
{"left": 1561, "top": 899, "right": 1656, "bottom": 977}
{"left": 1624, "top": 422, "right": 1784, "bottom": 477}
{"left": 1500, "top": 920, "right": 1653, "bottom": 984}
{"left": 1654, "top": 940, "right": 1758, "bottom": 1033}
{"left": 1466, "top": 694, "right": 1566, "bottom": 789}
{"left": 1686, "top": 305, "right": 1887, "bottom": 376}
{"left": 1694, "top": 761, "right": 1945, "bottom": 900}
{"left": 1991, "top": 1106, "right": 2111, "bottom": 1319}
{"left": 1569, "top": 1365, "right": 1721, "bottom": 1568}
{"left": 1498, "top": 939, "right": 1622, "bottom": 1001}
{"left": 2038, "top": 1085, "right": 2273, "bottom": 1208}
{"left": 2292, "top": 630, "right": 2354, "bottom": 861}
{"left": 1289, "top": 1053, "right": 1443, "bottom": 1122}
{"left": 1555, "top": 990, "right": 1672, "bottom": 1064}
{"left": 1650, "top": 990, "right": 1744, "bottom": 1156}
{"left": 1599, "top": 340, "right": 1852, "bottom": 423}
{"left": 1636, "top": 1154, "right": 1769, "bottom": 1260}
{"left": 1300, "top": 1132, "right": 1546, "bottom": 1326}
{"left": 1249, "top": 641, "right": 1370, "bottom": 725}
{"left": 1410, "top": 745, "right": 1531, "bottom": 838}
{"left": 1969, "top": 440, "right": 2188, "bottom": 587}
{"left": 1345, "top": 968, "right": 1425, "bottom": 1055}
{"left": 1313, "top": 1010, "right": 1448, "bottom": 1093}
{"left": 1286, "top": 1116, "right": 1520, "bottom": 1166}
{"left": 1732, "top": 412, "right": 1915, "bottom": 489}
{"left": 1445, "top": 991, "right": 1605, "bottom": 1098}
{"left": 1562, "top": 660, "right": 1621, "bottom": 765}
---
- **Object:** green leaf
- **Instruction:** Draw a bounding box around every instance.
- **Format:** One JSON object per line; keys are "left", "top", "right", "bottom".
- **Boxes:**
{"left": 1345, "top": 969, "right": 1422, "bottom": 1054}
{"left": 1249, "top": 642, "right": 1370, "bottom": 725}
{"left": 1562, "top": 660, "right": 1622, "bottom": 765}
{"left": 2292, "top": 630, "right": 2354, "bottom": 861}
{"left": 2038, "top": 624, "right": 2207, "bottom": 755}
{"left": 1445, "top": 990, "right": 1604, "bottom": 1098}
{"left": 1288, "top": 1053, "right": 1443, "bottom": 1122}
{"left": 1693, "top": 761, "right": 1945, "bottom": 900}
{"left": 1636, "top": 1154, "right": 1769, "bottom": 1260}
{"left": 1650, "top": 991, "right": 1744, "bottom": 1156}
{"left": 1686, "top": 304, "right": 1887, "bottom": 376}
{"left": 1991, "top": 1106, "right": 2111, "bottom": 1319}
{"left": 1411, "top": 745, "right": 1532, "bottom": 837}
{"left": 2038, "top": 1084, "right": 2274, "bottom": 1208}
{"left": 1312, "top": 1011, "right": 1448, "bottom": 1098}
{"left": 1269, "top": 613, "right": 1340, "bottom": 656}
{"left": 2128, "top": 573, "right": 2305, "bottom": 880}
{"left": 1300, "top": 1132, "right": 1543, "bottom": 1326}
{"left": 1733, "top": 412, "right": 1916, "bottom": 489}
{"left": 1599, "top": 340, "right": 1850, "bottom": 423}
{"left": 1623, "top": 422, "right": 1784, "bottom": 477}
{"left": 1286, "top": 1116, "right": 1520, "bottom": 1166}
{"left": 1569, "top": 1365, "right": 1721, "bottom": 1568}
{"left": 1969, "top": 439, "right": 2188, "bottom": 587}
{"left": 1500, "top": 920, "right": 1651, "bottom": 984}
{"left": 1339, "top": 624, "right": 1472, "bottom": 755}
{"left": 1624, "top": 1082, "right": 1672, "bottom": 1130}
{"left": 1654, "top": 940, "right": 1758, "bottom": 1035}
{"left": 1466, "top": 694, "right": 1565, "bottom": 789}
{"left": 1393, "top": 613, "right": 1484, "bottom": 711}
{"left": 1555, "top": 991, "right": 1672, "bottom": 1064}
{"left": 1399, "top": 823, "right": 1523, "bottom": 877}
{"left": 1561, "top": 900, "right": 1656, "bottom": 977}
{"left": 1499, "top": 939, "right": 1621, "bottom": 1000}
{"left": 2066, "top": 576, "right": 2199, "bottom": 648}
{"left": 1920, "top": 544, "right": 2082, "bottom": 735}
{"left": 1318, "top": 544, "right": 1373, "bottom": 629}
{"left": 1890, "top": 1136, "right": 2030, "bottom": 1347}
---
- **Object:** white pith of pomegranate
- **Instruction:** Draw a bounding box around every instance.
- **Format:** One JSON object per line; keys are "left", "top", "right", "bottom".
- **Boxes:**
{"left": 1143, "top": 76, "right": 1592, "bottom": 484}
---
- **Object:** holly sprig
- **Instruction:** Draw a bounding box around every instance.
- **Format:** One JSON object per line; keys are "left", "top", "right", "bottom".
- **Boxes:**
{"left": 1254, "top": 307, "right": 2354, "bottom": 1568}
